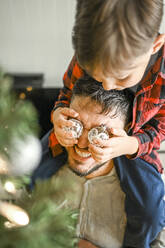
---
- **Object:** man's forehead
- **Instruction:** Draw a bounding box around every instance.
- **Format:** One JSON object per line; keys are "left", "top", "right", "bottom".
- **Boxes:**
{"left": 71, "top": 96, "right": 107, "bottom": 123}
{"left": 70, "top": 95, "right": 125, "bottom": 130}
{"left": 71, "top": 96, "right": 102, "bottom": 114}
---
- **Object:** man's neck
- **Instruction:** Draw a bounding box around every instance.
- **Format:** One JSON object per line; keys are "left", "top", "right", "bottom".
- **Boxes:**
{"left": 85, "top": 160, "right": 114, "bottom": 179}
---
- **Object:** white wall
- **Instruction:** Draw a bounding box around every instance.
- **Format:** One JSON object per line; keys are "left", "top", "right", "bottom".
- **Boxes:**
{"left": 0, "top": 0, "right": 76, "bottom": 87}
{"left": 160, "top": 1, "right": 165, "bottom": 32}
{"left": 0, "top": 0, "right": 164, "bottom": 88}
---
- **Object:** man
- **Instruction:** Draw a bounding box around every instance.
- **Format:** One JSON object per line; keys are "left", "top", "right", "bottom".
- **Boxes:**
{"left": 31, "top": 77, "right": 165, "bottom": 248}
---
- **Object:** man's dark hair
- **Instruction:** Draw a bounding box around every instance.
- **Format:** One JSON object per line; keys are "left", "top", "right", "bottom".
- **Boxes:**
{"left": 71, "top": 76, "right": 134, "bottom": 125}
{"left": 72, "top": 0, "right": 163, "bottom": 74}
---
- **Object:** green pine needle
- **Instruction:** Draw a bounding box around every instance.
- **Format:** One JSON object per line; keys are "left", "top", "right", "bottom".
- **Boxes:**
{"left": 0, "top": 177, "right": 78, "bottom": 248}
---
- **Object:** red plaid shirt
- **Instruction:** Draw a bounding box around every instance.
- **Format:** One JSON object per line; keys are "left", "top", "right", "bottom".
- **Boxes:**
{"left": 49, "top": 43, "right": 165, "bottom": 173}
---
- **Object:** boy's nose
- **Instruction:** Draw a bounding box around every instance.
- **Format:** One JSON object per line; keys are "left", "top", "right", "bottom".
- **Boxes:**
{"left": 77, "top": 129, "right": 89, "bottom": 149}
{"left": 102, "top": 78, "right": 117, "bottom": 90}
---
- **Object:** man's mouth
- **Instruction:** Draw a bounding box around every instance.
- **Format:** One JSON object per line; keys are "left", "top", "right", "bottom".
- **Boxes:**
{"left": 75, "top": 146, "right": 91, "bottom": 158}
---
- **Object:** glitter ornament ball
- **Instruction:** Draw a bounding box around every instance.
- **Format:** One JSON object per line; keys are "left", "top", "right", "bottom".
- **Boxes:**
{"left": 8, "top": 135, "right": 41, "bottom": 176}
{"left": 88, "top": 125, "right": 109, "bottom": 145}
{"left": 63, "top": 119, "right": 83, "bottom": 138}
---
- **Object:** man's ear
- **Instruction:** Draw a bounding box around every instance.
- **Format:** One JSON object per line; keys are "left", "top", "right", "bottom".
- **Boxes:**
{"left": 152, "top": 34, "right": 165, "bottom": 55}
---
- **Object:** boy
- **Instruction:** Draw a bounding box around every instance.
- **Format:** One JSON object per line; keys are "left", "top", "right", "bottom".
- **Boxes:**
{"left": 49, "top": 1, "right": 165, "bottom": 247}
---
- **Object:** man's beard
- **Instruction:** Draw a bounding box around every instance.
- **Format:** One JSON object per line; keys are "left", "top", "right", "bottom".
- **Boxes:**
{"left": 68, "top": 161, "right": 108, "bottom": 177}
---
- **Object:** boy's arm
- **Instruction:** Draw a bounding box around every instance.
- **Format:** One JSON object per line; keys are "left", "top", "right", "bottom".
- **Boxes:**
{"left": 96, "top": 104, "right": 165, "bottom": 169}
{"left": 113, "top": 103, "right": 165, "bottom": 160}
{"left": 51, "top": 55, "right": 84, "bottom": 122}
{"left": 132, "top": 103, "right": 165, "bottom": 158}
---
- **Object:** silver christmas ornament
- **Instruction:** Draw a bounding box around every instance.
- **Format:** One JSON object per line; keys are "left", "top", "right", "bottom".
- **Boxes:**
{"left": 8, "top": 135, "right": 42, "bottom": 176}
{"left": 63, "top": 119, "right": 83, "bottom": 138}
{"left": 88, "top": 125, "right": 109, "bottom": 145}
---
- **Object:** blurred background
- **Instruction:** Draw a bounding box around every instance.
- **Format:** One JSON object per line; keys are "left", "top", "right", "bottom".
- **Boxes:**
{"left": 0, "top": 0, "right": 76, "bottom": 87}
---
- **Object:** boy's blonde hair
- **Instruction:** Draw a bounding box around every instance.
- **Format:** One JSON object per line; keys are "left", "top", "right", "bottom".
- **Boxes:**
{"left": 72, "top": 0, "right": 163, "bottom": 74}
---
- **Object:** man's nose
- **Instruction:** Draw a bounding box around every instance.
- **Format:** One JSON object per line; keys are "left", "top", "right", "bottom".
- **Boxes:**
{"left": 102, "top": 77, "right": 117, "bottom": 90}
{"left": 77, "top": 129, "right": 89, "bottom": 149}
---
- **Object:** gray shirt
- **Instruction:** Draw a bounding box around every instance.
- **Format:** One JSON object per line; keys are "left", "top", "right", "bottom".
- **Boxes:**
{"left": 56, "top": 164, "right": 126, "bottom": 248}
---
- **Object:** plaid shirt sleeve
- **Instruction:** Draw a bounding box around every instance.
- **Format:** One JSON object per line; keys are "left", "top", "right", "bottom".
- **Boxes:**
{"left": 132, "top": 100, "right": 165, "bottom": 173}
{"left": 49, "top": 55, "right": 85, "bottom": 156}
{"left": 54, "top": 55, "right": 84, "bottom": 109}
{"left": 50, "top": 55, "right": 84, "bottom": 122}
{"left": 130, "top": 44, "right": 165, "bottom": 173}
{"left": 134, "top": 101, "right": 165, "bottom": 155}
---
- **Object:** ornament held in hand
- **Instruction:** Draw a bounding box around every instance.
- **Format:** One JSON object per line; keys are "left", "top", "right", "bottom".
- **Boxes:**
{"left": 88, "top": 125, "right": 109, "bottom": 146}
{"left": 63, "top": 119, "right": 83, "bottom": 138}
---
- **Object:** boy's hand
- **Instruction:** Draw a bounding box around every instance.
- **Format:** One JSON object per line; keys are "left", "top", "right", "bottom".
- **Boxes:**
{"left": 52, "top": 107, "right": 79, "bottom": 147}
{"left": 88, "top": 128, "right": 139, "bottom": 163}
{"left": 78, "top": 239, "right": 98, "bottom": 248}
